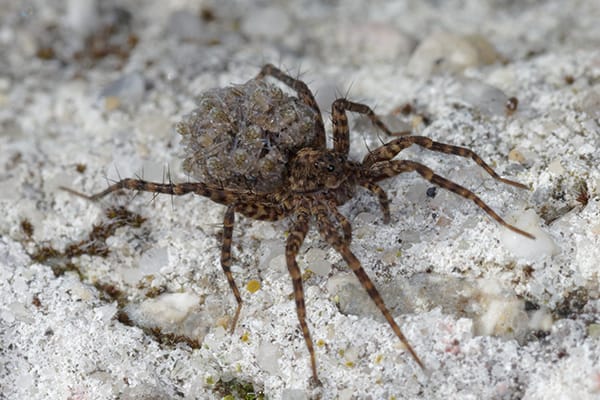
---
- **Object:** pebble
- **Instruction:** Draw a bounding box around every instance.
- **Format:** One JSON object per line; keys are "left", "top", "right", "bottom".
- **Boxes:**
{"left": 65, "top": 0, "right": 99, "bottom": 36}
{"left": 136, "top": 292, "right": 199, "bottom": 324}
{"left": 124, "top": 291, "right": 213, "bottom": 341}
{"left": 547, "top": 158, "right": 564, "bottom": 175}
{"left": 100, "top": 73, "right": 146, "bottom": 108}
{"left": 167, "top": 10, "right": 207, "bottom": 42}
{"left": 499, "top": 209, "right": 559, "bottom": 260}
{"left": 452, "top": 78, "right": 510, "bottom": 116}
{"left": 138, "top": 246, "right": 169, "bottom": 275}
{"left": 407, "top": 33, "right": 500, "bottom": 77}
{"left": 241, "top": 6, "right": 291, "bottom": 38}
{"left": 303, "top": 248, "right": 331, "bottom": 276}
{"left": 472, "top": 279, "right": 553, "bottom": 341}
{"left": 280, "top": 389, "right": 308, "bottom": 400}
{"left": 578, "top": 88, "right": 600, "bottom": 118}
{"left": 336, "top": 22, "right": 416, "bottom": 62}
{"left": 508, "top": 147, "right": 534, "bottom": 165}
{"left": 256, "top": 340, "right": 280, "bottom": 375}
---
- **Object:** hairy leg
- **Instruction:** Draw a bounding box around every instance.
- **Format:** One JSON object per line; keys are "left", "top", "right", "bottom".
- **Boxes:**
{"left": 234, "top": 202, "right": 288, "bottom": 221}
{"left": 360, "top": 181, "right": 391, "bottom": 224}
{"left": 221, "top": 206, "right": 243, "bottom": 333}
{"left": 285, "top": 203, "right": 319, "bottom": 383}
{"left": 331, "top": 98, "right": 410, "bottom": 156}
{"left": 256, "top": 63, "right": 326, "bottom": 148}
{"left": 314, "top": 202, "right": 425, "bottom": 370}
{"left": 60, "top": 178, "right": 240, "bottom": 206}
{"left": 329, "top": 203, "right": 352, "bottom": 243}
{"left": 369, "top": 159, "right": 534, "bottom": 238}
{"left": 363, "top": 136, "right": 528, "bottom": 190}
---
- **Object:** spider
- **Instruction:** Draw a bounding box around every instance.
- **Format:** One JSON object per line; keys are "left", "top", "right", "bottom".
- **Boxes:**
{"left": 62, "top": 64, "right": 534, "bottom": 383}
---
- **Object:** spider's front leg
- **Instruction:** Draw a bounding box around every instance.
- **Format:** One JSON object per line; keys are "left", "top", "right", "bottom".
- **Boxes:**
{"left": 359, "top": 181, "right": 391, "bottom": 224}
{"left": 362, "top": 135, "right": 529, "bottom": 190}
{"left": 256, "top": 64, "right": 326, "bottom": 148}
{"left": 368, "top": 159, "right": 535, "bottom": 239}
{"left": 330, "top": 99, "right": 410, "bottom": 156}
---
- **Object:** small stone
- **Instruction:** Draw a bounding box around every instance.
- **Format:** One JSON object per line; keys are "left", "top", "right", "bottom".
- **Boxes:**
{"left": 578, "top": 88, "right": 600, "bottom": 118}
{"left": 280, "top": 389, "right": 308, "bottom": 400}
{"left": 65, "top": 0, "right": 100, "bottom": 36}
{"left": 338, "top": 388, "right": 354, "bottom": 400}
{"left": 588, "top": 324, "right": 600, "bottom": 338}
{"left": 241, "top": 6, "right": 290, "bottom": 38}
{"left": 303, "top": 248, "right": 331, "bottom": 276}
{"left": 95, "top": 303, "right": 118, "bottom": 324}
{"left": 256, "top": 340, "right": 280, "bottom": 375}
{"left": 268, "top": 254, "right": 286, "bottom": 272}
{"left": 476, "top": 297, "right": 527, "bottom": 338}
{"left": 499, "top": 209, "right": 559, "bottom": 260}
{"left": 124, "top": 291, "right": 207, "bottom": 340}
{"left": 453, "top": 78, "right": 510, "bottom": 116}
{"left": 508, "top": 148, "right": 533, "bottom": 164}
{"left": 336, "top": 22, "right": 416, "bottom": 62}
{"left": 167, "top": 10, "right": 206, "bottom": 41}
{"left": 473, "top": 279, "right": 528, "bottom": 341}
{"left": 407, "top": 33, "right": 500, "bottom": 77}
{"left": 104, "top": 96, "right": 121, "bottom": 111}
{"left": 310, "top": 260, "right": 331, "bottom": 276}
{"left": 528, "top": 308, "right": 553, "bottom": 332}
{"left": 138, "top": 246, "right": 169, "bottom": 275}
{"left": 100, "top": 73, "right": 146, "bottom": 107}
{"left": 547, "top": 159, "right": 564, "bottom": 175}
{"left": 137, "top": 292, "right": 199, "bottom": 324}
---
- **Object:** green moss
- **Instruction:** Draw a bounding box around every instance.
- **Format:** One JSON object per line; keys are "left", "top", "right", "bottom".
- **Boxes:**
{"left": 212, "top": 377, "right": 265, "bottom": 400}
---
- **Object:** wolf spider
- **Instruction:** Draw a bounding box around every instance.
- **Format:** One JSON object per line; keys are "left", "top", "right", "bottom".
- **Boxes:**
{"left": 62, "top": 64, "right": 533, "bottom": 383}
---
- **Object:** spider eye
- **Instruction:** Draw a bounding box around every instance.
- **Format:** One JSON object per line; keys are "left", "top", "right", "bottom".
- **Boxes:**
{"left": 327, "top": 164, "right": 335, "bottom": 172}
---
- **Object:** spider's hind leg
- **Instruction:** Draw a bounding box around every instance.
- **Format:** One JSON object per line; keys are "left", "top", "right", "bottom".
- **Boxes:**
{"left": 60, "top": 178, "right": 201, "bottom": 201}
{"left": 285, "top": 207, "right": 320, "bottom": 383}
{"left": 221, "top": 206, "right": 244, "bottom": 333}
{"left": 61, "top": 178, "right": 242, "bottom": 207}
{"left": 314, "top": 204, "right": 425, "bottom": 371}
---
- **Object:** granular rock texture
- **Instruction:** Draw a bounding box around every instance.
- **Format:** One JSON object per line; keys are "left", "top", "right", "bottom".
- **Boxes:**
{"left": 176, "top": 79, "right": 320, "bottom": 192}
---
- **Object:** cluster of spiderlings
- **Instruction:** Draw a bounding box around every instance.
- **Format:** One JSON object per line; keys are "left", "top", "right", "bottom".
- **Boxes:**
{"left": 176, "top": 78, "right": 319, "bottom": 192}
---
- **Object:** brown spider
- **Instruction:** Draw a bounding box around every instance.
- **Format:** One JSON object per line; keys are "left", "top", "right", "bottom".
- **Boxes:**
{"left": 62, "top": 64, "right": 534, "bottom": 383}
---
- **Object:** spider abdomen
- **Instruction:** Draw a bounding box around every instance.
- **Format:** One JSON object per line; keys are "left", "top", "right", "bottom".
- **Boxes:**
{"left": 176, "top": 78, "right": 320, "bottom": 192}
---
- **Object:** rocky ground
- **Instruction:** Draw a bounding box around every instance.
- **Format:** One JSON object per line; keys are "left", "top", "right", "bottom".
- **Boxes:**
{"left": 1, "top": 0, "right": 599, "bottom": 399}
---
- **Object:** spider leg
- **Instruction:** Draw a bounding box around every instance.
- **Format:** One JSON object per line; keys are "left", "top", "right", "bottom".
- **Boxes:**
{"left": 363, "top": 136, "right": 528, "bottom": 190}
{"left": 369, "top": 159, "right": 535, "bottom": 239}
{"left": 325, "top": 200, "right": 352, "bottom": 243}
{"left": 221, "top": 206, "right": 243, "bottom": 333}
{"left": 256, "top": 64, "right": 326, "bottom": 148}
{"left": 285, "top": 204, "right": 320, "bottom": 383}
{"left": 359, "top": 181, "right": 391, "bottom": 224}
{"left": 314, "top": 203, "right": 425, "bottom": 371}
{"left": 60, "top": 179, "right": 238, "bottom": 206}
{"left": 234, "top": 202, "right": 288, "bottom": 221}
{"left": 331, "top": 99, "right": 410, "bottom": 156}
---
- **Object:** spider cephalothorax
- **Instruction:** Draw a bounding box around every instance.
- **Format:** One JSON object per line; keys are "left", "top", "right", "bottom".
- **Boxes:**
{"left": 288, "top": 148, "right": 355, "bottom": 192}
{"left": 63, "top": 64, "right": 533, "bottom": 383}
